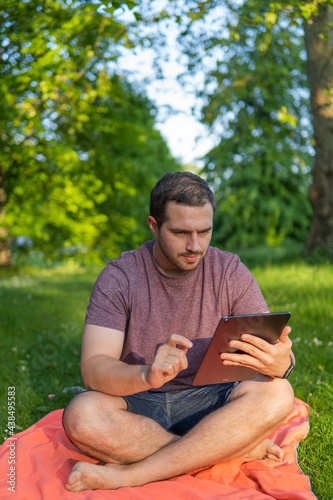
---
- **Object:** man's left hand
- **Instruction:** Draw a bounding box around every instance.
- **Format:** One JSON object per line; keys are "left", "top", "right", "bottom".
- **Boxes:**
{"left": 220, "top": 326, "right": 293, "bottom": 378}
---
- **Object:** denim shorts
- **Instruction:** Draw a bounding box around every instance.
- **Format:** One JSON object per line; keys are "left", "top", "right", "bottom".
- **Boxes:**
{"left": 123, "top": 382, "right": 239, "bottom": 436}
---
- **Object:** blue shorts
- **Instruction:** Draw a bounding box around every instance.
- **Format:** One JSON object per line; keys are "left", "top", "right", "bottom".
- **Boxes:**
{"left": 123, "top": 382, "right": 239, "bottom": 436}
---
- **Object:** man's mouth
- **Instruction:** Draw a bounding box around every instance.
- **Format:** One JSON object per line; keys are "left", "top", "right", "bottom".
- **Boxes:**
{"left": 181, "top": 253, "right": 202, "bottom": 263}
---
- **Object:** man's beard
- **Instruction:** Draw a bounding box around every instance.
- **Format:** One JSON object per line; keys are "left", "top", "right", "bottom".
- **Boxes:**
{"left": 157, "top": 237, "right": 205, "bottom": 273}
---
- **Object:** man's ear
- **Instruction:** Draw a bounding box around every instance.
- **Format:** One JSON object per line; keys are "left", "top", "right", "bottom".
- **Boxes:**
{"left": 147, "top": 216, "right": 158, "bottom": 237}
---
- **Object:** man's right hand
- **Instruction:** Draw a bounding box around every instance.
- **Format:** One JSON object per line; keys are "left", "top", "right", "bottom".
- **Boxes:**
{"left": 145, "top": 334, "right": 193, "bottom": 389}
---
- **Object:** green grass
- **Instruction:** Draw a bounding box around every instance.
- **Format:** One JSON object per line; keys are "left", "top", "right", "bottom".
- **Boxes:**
{"left": 0, "top": 263, "right": 99, "bottom": 432}
{"left": 254, "top": 261, "right": 333, "bottom": 500}
{"left": 0, "top": 259, "right": 332, "bottom": 499}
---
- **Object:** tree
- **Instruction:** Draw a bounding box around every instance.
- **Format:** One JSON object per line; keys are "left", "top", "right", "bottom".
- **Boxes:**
{"left": 0, "top": 0, "right": 178, "bottom": 265}
{"left": 303, "top": 4, "right": 333, "bottom": 253}
{"left": 136, "top": 0, "right": 333, "bottom": 253}
{"left": 197, "top": 1, "right": 313, "bottom": 249}
{"left": 66, "top": 73, "right": 179, "bottom": 258}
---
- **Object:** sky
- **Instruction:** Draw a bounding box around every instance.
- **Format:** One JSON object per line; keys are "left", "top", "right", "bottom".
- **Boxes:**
{"left": 118, "top": 48, "right": 218, "bottom": 167}
{"left": 114, "top": 7, "right": 220, "bottom": 167}
{"left": 147, "top": 79, "right": 218, "bottom": 167}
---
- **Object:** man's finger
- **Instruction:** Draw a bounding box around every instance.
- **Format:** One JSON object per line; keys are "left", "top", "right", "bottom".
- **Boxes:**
{"left": 279, "top": 326, "right": 292, "bottom": 343}
{"left": 165, "top": 334, "right": 193, "bottom": 349}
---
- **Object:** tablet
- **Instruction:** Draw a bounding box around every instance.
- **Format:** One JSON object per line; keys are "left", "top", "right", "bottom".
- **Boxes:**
{"left": 192, "top": 312, "right": 291, "bottom": 385}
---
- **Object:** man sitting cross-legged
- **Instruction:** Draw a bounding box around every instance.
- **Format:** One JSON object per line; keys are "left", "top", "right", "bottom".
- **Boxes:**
{"left": 62, "top": 172, "right": 295, "bottom": 492}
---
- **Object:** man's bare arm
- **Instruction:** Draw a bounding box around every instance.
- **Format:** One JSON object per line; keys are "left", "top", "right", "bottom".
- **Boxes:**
{"left": 81, "top": 324, "right": 192, "bottom": 396}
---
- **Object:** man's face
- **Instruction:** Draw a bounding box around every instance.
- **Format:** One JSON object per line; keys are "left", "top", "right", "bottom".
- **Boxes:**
{"left": 148, "top": 201, "right": 214, "bottom": 276}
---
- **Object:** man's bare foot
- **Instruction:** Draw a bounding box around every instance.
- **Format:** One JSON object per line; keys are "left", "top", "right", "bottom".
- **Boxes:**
{"left": 66, "top": 461, "right": 132, "bottom": 492}
{"left": 65, "top": 438, "right": 283, "bottom": 492}
{"left": 245, "top": 438, "right": 283, "bottom": 462}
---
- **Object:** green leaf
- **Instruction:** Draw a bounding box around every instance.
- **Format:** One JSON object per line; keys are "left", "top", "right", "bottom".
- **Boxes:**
{"left": 265, "top": 11, "right": 278, "bottom": 26}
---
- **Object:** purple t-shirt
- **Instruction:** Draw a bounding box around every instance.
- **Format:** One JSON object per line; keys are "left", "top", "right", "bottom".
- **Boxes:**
{"left": 85, "top": 241, "right": 268, "bottom": 391}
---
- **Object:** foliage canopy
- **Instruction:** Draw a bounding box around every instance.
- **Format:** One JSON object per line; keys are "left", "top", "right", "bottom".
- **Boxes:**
{"left": 0, "top": 0, "right": 178, "bottom": 264}
{"left": 134, "top": 0, "right": 333, "bottom": 251}
{"left": 2, "top": 0, "right": 333, "bottom": 262}
{"left": 135, "top": 0, "right": 315, "bottom": 249}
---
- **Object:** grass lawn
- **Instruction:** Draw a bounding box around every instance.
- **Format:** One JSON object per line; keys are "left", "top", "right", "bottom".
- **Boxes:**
{"left": 0, "top": 258, "right": 332, "bottom": 499}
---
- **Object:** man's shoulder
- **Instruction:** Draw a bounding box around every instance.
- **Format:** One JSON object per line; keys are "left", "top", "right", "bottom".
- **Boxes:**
{"left": 204, "top": 246, "right": 252, "bottom": 283}
{"left": 104, "top": 241, "right": 153, "bottom": 276}
{"left": 93, "top": 241, "right": 153, "bottom": 292}
{"left": 205, "top": 246, "right": 241, "bottom": 267}
{"left": 117, "top": 240, "right": 152, "bottom": 262}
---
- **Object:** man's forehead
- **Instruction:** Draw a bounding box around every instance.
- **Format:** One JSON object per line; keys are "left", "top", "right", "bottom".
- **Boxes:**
{"left": 166, "top": 200, "right": 213, "bottom": 214}
{"left": 164, "top": 201, "right": 214, "bottom": 226}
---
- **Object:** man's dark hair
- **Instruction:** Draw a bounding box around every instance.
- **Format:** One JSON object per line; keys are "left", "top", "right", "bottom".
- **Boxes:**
{"left": 150, "top": 171, "right": 216, "bottom": 228}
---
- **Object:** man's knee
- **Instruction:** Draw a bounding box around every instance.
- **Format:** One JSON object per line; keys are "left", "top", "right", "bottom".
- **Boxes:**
{"left": 62, "top": 390, "right": 126, "bottom": 443}
{"left": 62, "top": 391, "right": 93, "bottom": 441}
{"left": 231, "top": 376, "right": 295, "bottom": 425}
{"left": 265, "top": 378, "right": 295, "bottom": 422}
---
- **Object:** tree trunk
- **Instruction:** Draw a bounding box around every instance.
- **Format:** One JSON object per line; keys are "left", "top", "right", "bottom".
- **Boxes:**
{"left": 304, "top": 5, "right": 333, "bottom": 256}
{"left": 0, "top": 169, "right": 11, "bottom": 267}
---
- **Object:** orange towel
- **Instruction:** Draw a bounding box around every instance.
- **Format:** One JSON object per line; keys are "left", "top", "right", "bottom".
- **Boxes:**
{"left": 0, "top": 398, "right": 316, "bottom": 499}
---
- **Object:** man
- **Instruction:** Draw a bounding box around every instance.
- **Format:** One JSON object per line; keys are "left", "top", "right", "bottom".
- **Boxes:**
{"left": 63, "top": 171, "right": 295, "bottom": 492}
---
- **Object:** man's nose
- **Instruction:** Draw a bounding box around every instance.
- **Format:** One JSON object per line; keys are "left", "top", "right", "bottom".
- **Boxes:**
{"left": 186, "top": 234, "right": 200, "bottom": 252}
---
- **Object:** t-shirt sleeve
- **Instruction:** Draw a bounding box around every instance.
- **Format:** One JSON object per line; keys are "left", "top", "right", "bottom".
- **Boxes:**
{"left": 85, "top": 264, "right": 130, "bottom": 332}
{"left": 225, "top": 256, "right": 269, "bottom": 315}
